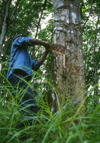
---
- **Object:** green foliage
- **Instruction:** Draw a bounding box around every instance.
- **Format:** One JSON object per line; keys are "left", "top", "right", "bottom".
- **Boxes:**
{"left": 81, "top": 0, "right": 100, "bottom": 98}
{"left": 0, "top": 71, "right": 100, "bottom": 143}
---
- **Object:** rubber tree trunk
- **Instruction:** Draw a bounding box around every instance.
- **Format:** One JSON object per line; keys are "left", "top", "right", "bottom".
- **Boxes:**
{"left": 51, "top": 0, "right": 85, "bottom": 113}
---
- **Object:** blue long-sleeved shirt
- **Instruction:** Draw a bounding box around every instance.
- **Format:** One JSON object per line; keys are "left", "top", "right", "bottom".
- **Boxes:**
{"left": 7, "top": 36, "right": 39, "bottom": 80}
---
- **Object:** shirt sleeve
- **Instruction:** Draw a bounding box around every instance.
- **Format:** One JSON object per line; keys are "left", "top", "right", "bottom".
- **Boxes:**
{"left": 31, "top": 58, "right": 40, "bottom": 71}
{"left": 13, "top": 36, "right": 32, "bottom": 47}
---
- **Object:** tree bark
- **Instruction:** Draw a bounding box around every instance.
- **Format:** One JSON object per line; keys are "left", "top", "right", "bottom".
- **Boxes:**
{"left": 51, "top": 0, "right": 85, "bottom": 113}
{"left": 0, "top": 0, "right": 11, "bottom": 56}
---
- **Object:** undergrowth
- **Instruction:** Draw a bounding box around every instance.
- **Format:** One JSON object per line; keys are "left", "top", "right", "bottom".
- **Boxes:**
{"left": 0, "top": 72, "right": 100, "bottom": 143}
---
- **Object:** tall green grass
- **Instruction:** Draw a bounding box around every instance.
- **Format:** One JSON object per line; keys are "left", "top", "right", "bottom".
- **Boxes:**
{"left": 0, "top": 72, "right": 100, "bottom": 143}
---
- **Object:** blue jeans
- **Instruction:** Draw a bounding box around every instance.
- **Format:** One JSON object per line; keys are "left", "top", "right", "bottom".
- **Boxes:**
{"left": 8, "top": 71, "right": 38, "bottom": 123}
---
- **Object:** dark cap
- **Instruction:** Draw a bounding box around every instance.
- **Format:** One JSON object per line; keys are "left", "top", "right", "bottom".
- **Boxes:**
{"left": 13, "top": 34, "right": 22, "bottom": 41}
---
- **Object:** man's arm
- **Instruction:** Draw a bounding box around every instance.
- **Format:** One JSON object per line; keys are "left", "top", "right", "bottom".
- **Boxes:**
{"left": 37, "top": 49, "right": 49, "bottom": 66}
{"left": 29, "top": 38, "right": 50, "bottom": 49}
{"left": 30, "top": 38, "right": 51, "bottom": 66}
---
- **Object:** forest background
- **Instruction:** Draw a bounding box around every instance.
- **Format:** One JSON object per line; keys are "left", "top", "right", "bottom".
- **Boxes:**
{"left": 0, "top": 0, "right": 100, "bottom": 143}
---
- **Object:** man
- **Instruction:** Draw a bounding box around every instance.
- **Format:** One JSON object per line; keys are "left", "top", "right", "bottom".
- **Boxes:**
{"left": 7, "top": 34, "right": 50, "bottom": 128}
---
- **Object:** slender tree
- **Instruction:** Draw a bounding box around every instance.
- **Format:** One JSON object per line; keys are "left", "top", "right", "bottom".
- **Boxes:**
{"left": 0, "top": 0, "right": 11, "bottom": 55}
{"left": 51, "top": 0, "right": 85, "bottom": 112}
{"left": 0, "top": 0, "right": 11, "bottom": 94}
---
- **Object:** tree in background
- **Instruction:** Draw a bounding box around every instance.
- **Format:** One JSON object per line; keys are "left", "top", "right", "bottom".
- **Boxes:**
{"left": 0, "top": 0, "right": 11, "bottom": 55}
{"left": 51, "top": 0, "right": 85, "bottom": 112}
{"left": 82, "top": 0, "right": 100, "bottom": 105}
{"left": 0, "top": 0, "right": 12, "bottom": 96}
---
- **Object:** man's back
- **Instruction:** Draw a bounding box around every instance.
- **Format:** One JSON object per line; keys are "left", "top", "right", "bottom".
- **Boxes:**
{"left": 7, "top": 36, "right": 39, "bottom": 79}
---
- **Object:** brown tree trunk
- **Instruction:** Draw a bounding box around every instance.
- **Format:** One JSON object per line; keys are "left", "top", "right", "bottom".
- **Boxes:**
{"left": 51, "top": 0, "right": 85, "bottom": 113}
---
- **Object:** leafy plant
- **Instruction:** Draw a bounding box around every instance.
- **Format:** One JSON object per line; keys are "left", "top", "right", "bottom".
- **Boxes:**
{"left": 0, "top": 71, "right": 100, "bottom": 143}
